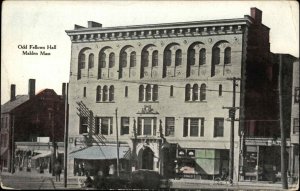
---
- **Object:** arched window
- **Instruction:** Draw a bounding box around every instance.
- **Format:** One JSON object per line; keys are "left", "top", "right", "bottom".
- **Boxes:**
{"left": 164, "top": 50, "right": 172, "bottom": 66}
{"left": 200, "top": 84, "right": 206, "bottom": 101}
{"left": 199, "top": 49, "right": 206, "bottom": 65}
{"left": 109, "top": 86, "right": 114, "bottom": 101}
{"left": 79, "top": 53, "right": 86, "bottom": 69}
{"left": 96, "top": 86, "right": 101, "bottom": 102}
{"left": 130, "top": 52, "right": 136, "bottom": 67}
{"left": 146, "top": 84, "right": 151, "bottom": 101}
{"left": 142, "top": 51, "right": 149, "bottom": 67}
{"left": 99, "top": 53, "right": 106, "bottom": 68}
{"left": 185, "top": 84, "right": 191, "bottom": 101}
{"left": 175, "top": 49, "right": 182, "bottom": 66}
{"left": 125, "top": 86, "right": 128, "bottom": 97}
{"left": 219, "top": 84, "right": 222, "bottom": 96}
{"left": 170, "top": 85, "right": 174, "bottom": 97}
{"left": 139, "top": 85, "right": 144, "bottom": 102}
{"left": 109, "top": 53, "right": 115, "bottom": 68}
{"left": 88, "top": 54, "right": 94, "bottom": 68}
{"left": 152, "top": 50, "right": 158, "bottom": 67}
{"left": 153, "top": 85, "right": 158, "bottom": 101}
{"left": 224, "top": 47, "right": 231, "bottom": 64}
{"left": 212, "top": 47, "right": 220, "bottom": 65}
{"left": 188, "top": 49, "right": 195, "bottom": 65}
{"left": 121, "top": 52, "right": 127, "bottom": 67}
{"left": 192, "top": 84, "right": 199, "bottom": 101}
{"left": 103, "top": 86, "right": 108, "bottom": 101}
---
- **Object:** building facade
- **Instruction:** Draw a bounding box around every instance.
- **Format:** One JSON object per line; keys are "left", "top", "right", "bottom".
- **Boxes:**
{"left": 66, "top": 8, "right": 276, "bottom": 182}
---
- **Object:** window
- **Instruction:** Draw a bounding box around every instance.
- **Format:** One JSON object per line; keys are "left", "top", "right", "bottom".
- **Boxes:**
{"left": 121, "top": 117, "right": 130, "bottom": 135}
{"left": 139, "top": 84, "right": 159, "bottom": 102}
{"left": 293, "top": 118, "right": 299, "bottom": 133}
{"left": 219, "top": 84, "right": 222, "bottom": 96}
{"left": 96, "top": 86, "right": 101, "bottom": 102}
{"left": 103, "top": 86, "right": 108, "bottom": 101}
{"left": 79, "top": 117, "right": 88, "bottom": 134}
{"left": 199, "top": 48, "right": 206, "bottom": 65}
{"left": 188, "top": 49, "right": 195, "bottom": 65}
{"left": 79, "top": 53, "right": 86, "bottom": 69}
{"left": 152, "top": 50, "right": 158, "bottom": 67}
{"left": 83, "top": 87, "right": 86, "bottom": 97}
{"left": 142, "top": 51, "right": 149, "bottom": 67}
{"left": 138, "top": 117, "right": 156, "bottom": 136}
{"left": 295, "top": 87, "right": 300, "bottom": 103}
{"left": 185, "top": 84, "right": 191, "bottom": 101}
{"left": 175, "top": 49, "right": 182, "bottom": 66}
{"left": 139, "top": 85, "right": 144, "bottom": 102}
{"left": 99, "top": 53, "right": 106, "bottom": 68}
{"left": 214, "top": 118, "right": 224, "bottom": 137}
{"left": 224, "top": 47, "right": 231, "bottom": 64}
{"left": 130, "top": 52, "right": 136, "bottom": 67}
{"left": 125, "top": 86, "right": 128, "bottom": 97}
{"left": 146, "top": 84, "right": 151, "bottom": 101}
{"left": 153, "top": 85, "right": 158, "bottom": 101}
{"left": 164, "top": 50, "right": 171, "bottom": 66}
{"left": 192, "top": 84, "right": 198, "bottom": 101}
{"left": 95, "top": 117, "right": 113, "bottom": 135}
{"left": 121, "top": 52, "right": 127, "bottom": 67}
{"left": 170, "top": 85, "right": 174, "bottom": 97}
{"left": 109, "top": 53, "right": 115, "bottom": 68}
{"left": 165, "top": 117, "right": 175, "bottom": 136}
{"left": 88, "top": 54, "right": 94, "bottom": 68}
{"left": 212, "top": 47, "right": 220, "bottom": 65}
{"left": 95, "top": 117, "right": 99, "bottom": 134}
{"left": 183, "top": 118, "right": 204, "bottom": 137}
{"left": 109, "top": 86, "right": 114, "bottom": 101}
{"left": 200, "top": 84, "right": 206, "bottom": 101}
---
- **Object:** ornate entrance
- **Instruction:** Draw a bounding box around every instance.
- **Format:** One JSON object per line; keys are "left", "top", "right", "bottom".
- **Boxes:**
{"left": 142, "top": 147, "right": 154, "bottom": 170}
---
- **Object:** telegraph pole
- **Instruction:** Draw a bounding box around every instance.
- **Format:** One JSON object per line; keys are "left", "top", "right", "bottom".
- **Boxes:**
{"left": 115, "top": 108, "right": 120, "bottom": 177}
{"left": 63, "top": 83, "right": 69, "bottom": 188}
{"left": 223, "top": 77, "right": 240, "bottom": 182}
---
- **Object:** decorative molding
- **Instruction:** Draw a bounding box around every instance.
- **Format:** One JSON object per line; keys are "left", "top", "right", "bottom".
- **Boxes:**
{"left": 137, "top": 105, "right": 159, "bottom": 114}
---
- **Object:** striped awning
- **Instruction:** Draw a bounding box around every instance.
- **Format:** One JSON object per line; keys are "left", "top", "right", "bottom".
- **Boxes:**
{"left": 69, "top": 145, "right": 130, "bottom": 160}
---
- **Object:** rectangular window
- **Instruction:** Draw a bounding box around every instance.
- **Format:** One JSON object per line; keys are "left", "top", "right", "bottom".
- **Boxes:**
{"left": 214, "top": 118, "right": 224, "bottom": 137}
{"left": 121, "top": 117, "right": 130, "bottom": 135}
{"left": 295, "top": 87, "right": 300, "bottom": 103}
{"left": 79, "top": 117, "right": 88, "bottom": 134}
{"left": 95, "top": 117, "right": 99, "bottom": 134}
{"left": 293, "top": 118, "right": 299, "bottom": 133}
{"left": 94, "top": 117, "right": 113, "bottom": 135}
{"left": 137, "top": 117, "right": 156, "bottom": 136}
{"left": 165, "top": 117, "right": 175, "bottom": 136}
{"left": 183, "top": 118, "right": 204, "bottom": 137}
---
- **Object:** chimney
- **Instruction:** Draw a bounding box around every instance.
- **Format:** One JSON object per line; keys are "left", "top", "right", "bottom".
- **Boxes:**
{"left": 250, "top": 7, "right": 262, "bottom": 24}
{"left": 62, "top": 83, "right": 66, "bottom": 99}
{"left": 10, "top": 84, "right": 16, "bottom": 101}
{"left": 28, "top": 79, "right": 36, "bottom": 99}
{"left": 88, "top": 21, "right": 102, "bottom": 28}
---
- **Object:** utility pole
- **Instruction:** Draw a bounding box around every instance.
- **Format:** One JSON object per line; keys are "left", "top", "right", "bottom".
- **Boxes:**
{"left": 278, "top": 55, "right": 288, "bottom": 189}
{"left": 115, "top": 108, "right": 120, "bottom": 177}
{"left": 11, "top": 115, "right": 15, "bottom": 173}
{"left": 63, "top": 83, "right": 69, "bottom": 188}
{"left": 223, "top": 77, "right": 241, "bottom": 182}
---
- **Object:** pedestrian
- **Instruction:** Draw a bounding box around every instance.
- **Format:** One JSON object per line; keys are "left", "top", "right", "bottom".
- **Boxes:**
{"left": 54, "top": 161, "right": 62, "bottom": 182}
{"left": 109, "top": 163, "right": 115, "bottom": 176}
{"left": 93, "top": 170, "right": 106, "bottom": 189}
{"left": 81, "top": 162, "right": 86, "bottom": 176}
{"left": 83, "top": 173, "right": 93, "bottom": 188}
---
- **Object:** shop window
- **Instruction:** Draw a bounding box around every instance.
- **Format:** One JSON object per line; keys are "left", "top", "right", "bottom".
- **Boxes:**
{"left": 79, "top": 116, "right": 88, "bottom": 134}
{"left": 138, "top": 117, "right": 156, "bottom": 136}
{"left": 152, "top": 50, "right": 158, "bottom": 67}
{"left": 121, "top": 117, "right": 130, "bottom": 135}
{"left": 200, "top": 84, "right": 206, "bottom": 101}
{"left": 183, "top": 118, "right": 204, "bottom": 137}
{"left": 109, "top": 53, "right": 115, "bottom": 68}
{"left": 175, "top": 49, "right": 182, "bottom": 66}
{"left": 293, "top": 118, "right": 299, "bottom": 133}
{"left": 214, "top": 118, "right": 224, "bottom": 137}
{"left": 295, "top": 87, "right": 300, "bottom": 103}
{"left": 224, "top": 47, "right": 231, "bottom": 64}
{"left": 88, "top": 54, "right": 94, "bottom": 68}
{"left": 130, "top": 52, "right": 136, "bottom": 67}
{"left": 95, "top": 117, "right": 113, "bottom": 135}
{"left": 165, "top": 117, "right": 175, "bottom": 136}
{"left": 199, "top": 48, "right": 206, "bottom": 65}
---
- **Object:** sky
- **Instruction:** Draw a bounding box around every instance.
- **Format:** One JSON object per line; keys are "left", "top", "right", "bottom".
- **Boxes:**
{"left": 1, "top": 0, "right": 299, "bottom": 104}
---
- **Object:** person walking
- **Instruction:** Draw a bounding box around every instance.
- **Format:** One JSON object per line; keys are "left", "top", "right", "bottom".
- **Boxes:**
{"left": 54, "top": 161, "right": 62, "bottom": 182}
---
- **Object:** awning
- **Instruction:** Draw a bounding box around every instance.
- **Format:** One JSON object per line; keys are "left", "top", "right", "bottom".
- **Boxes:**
{"left": 69, "top": 145, "right": 130, "bottom": 160}
{"left": 31, "top": 151, "right": 52, "bottom": 160}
